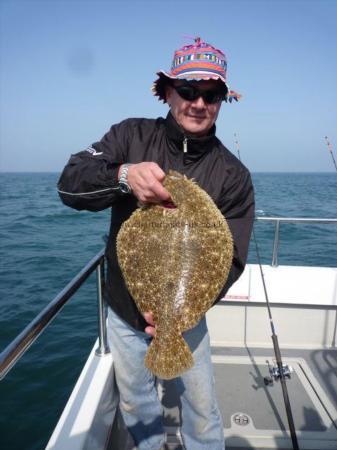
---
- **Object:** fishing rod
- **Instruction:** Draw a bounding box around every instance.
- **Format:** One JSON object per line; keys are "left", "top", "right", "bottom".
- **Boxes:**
{"left": 234, "top": 133, "right": 241, "bottom": 161}
{"left": 234, "top": 133, "right": 299, "bottom": 450}
{"left": 324, "top": 136, "right": 337, "bottom": 172}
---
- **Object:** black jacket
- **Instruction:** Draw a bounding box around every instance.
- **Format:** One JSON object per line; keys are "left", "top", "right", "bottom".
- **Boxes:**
{"left": 58, "top": 112, "right": 255, "bottom": 330}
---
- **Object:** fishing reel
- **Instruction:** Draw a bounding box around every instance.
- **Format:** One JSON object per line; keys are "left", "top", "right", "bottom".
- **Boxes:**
{"left": 264, "top": 360, "right": 294, "bottom": 386}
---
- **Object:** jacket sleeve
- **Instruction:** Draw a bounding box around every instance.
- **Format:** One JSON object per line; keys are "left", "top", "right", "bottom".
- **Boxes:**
{"left": 216, "top": 167, "right": 255, "bottom": 300}
{"left": 57, "top": 119, "right": 132, "bottom": 211}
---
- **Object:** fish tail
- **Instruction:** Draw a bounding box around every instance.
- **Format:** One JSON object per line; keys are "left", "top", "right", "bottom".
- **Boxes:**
{"left": 144, "top": 329, "right": 193, "bottom": 380}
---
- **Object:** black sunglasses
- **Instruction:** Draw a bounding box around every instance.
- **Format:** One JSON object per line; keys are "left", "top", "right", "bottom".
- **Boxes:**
{"left": 172, "top": 83, "right": 227, "bottom": 104}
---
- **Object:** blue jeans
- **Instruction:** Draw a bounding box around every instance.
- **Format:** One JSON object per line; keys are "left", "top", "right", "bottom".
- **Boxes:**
{"left": 107, "top": 307, "right": 225, "bottom": 450}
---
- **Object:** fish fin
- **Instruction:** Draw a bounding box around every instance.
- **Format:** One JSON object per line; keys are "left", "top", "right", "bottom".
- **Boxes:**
{"left": 144, "top": 330, "right": 193, "bottom": 380}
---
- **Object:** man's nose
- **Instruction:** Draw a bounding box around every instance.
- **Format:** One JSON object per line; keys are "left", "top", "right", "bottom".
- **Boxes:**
{"left": 191, "top": 95, "right": 207, "bottom": 109}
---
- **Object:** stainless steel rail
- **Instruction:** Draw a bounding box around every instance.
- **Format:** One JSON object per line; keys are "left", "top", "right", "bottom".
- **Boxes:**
{"left": 1, "top": 217, "right": 336, "bottom": 381}
{"left": 255, "top": 217, "right": 337, "bottom": 267}
{"left": 0, "top": 248, "right": 108, "bottom": 381}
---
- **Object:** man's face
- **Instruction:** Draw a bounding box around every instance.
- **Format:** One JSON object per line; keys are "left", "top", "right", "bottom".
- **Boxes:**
{"left": 165, "top": 80, "right": 224, "bottom": 137}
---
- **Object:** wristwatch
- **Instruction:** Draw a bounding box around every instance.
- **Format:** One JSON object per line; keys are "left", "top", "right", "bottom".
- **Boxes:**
{"left": 118, "top": 164, "right": 132, "bottom": 194}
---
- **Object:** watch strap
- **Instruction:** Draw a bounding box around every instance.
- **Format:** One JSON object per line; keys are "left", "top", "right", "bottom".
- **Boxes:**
{"left": 118, "top": 163, "right": 132, "bottom": 193}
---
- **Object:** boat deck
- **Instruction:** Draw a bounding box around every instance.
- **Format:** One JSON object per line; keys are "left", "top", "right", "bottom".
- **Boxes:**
{"left": 108, "top": 346, "right": 337, "bottom": 450}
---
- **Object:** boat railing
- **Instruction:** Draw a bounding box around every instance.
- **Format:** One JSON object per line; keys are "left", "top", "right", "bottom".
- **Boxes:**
{"left": 1, "top": 216, "right": 336, "bottom": 381}
{"left": 0, "top": 248, "right": 108, "bottom": 381}
{"left": 255, "top": 216, "right": 337, "bottom": 267}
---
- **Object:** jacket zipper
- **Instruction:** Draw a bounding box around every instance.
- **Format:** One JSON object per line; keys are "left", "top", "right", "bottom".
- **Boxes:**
{"left": 183, "top": 136, "right": 188, "bottom": 165}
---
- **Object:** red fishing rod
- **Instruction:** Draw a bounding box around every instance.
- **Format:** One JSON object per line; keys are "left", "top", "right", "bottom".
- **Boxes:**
{"left": 234, "top": 133, "right": 300, "bottom": 450}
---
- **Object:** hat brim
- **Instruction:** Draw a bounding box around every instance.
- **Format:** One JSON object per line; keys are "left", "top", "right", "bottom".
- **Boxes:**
{"left": 152, "top": 70, "right": 241, "bottom": 103}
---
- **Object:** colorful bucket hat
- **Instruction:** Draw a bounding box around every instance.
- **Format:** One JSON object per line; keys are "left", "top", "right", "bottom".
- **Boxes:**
{"left": 152, "top": 37, "right": 241, "bottom": 103}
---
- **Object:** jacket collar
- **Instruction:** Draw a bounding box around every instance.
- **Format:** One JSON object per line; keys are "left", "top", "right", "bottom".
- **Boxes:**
{"left": 164, "top": 111, "right": 217, "bottom": 159}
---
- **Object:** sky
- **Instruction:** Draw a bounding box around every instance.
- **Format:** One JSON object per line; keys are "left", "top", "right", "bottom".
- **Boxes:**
{"left": 0, "top": 0, "right": 336, "bottom": 172}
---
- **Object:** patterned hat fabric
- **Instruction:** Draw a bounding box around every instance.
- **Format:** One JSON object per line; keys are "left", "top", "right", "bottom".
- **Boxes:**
{"left": 152, "top": 37, "right": 241, "bottom": 103}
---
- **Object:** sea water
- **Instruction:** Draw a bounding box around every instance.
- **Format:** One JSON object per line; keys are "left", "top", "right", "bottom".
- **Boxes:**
{"left": 0, "top": 172, "right": 336, "bottom": 450}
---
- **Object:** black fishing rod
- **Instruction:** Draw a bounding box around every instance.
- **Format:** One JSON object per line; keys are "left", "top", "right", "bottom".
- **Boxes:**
{"left": 234, "top": 134, "right": 299, "bottom": 450}
{"left": 252, "top": 230, "right": 299, "bottom": 450}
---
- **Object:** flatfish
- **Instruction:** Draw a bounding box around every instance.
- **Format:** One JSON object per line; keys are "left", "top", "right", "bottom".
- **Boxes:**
{"left": 117, "top": 171, "right": 233, "bottom": 379}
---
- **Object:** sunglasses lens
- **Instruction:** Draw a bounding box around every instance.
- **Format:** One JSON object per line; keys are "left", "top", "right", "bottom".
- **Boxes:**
{"left": 175, "top": 85, "right": 198, "bottom": 101}
{"left": 204, "top": 91, "right": 223, "bottom": 104}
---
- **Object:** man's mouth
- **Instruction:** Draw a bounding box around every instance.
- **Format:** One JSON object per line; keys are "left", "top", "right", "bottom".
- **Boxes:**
{"left": 187, "top": 115, "right": 206, "bottom": 120}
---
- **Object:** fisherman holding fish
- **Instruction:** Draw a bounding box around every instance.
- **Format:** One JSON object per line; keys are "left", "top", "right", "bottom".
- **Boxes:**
{"left": 58, "top": 37, "right": 255, "bottom": 450}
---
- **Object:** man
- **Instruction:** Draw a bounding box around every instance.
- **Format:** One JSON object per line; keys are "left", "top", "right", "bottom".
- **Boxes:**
{"left": 58, "top": 37, "right": 255, "bottom": 450}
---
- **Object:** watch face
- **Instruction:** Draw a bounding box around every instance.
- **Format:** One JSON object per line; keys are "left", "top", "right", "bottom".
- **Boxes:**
{"left": 119, "top": 182, "right": 131, "bottom": 194}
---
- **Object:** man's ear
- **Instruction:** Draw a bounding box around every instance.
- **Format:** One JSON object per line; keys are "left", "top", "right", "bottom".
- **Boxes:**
{"left": 165, "top": 84, "right": 173, "bottom": 106}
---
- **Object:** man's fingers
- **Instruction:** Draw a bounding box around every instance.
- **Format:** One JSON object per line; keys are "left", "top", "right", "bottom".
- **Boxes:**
{"left": 145, "top": 326, "right": 156, "bottom": 337}
{"left": 149, "top": 163, "right": 166, "bottom": 182}
{"left": 137, "top": 175, "right": 170, "bottom": 202}
{"left": 143, "top": 312, "right": 155, "bottom": 326}
{"left": 128, "top": 162, "right": 171, "bottom": 203}
{"left": 144, "top": 312, "right": 156, "bottom": 337}
{"left": 146, "top": 179, "right": 171, "bottom": 202}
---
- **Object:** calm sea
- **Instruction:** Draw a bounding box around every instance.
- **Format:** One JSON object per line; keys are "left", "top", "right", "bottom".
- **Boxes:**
{"left": 0, "top": 172, "right": 336, "bottom": 450}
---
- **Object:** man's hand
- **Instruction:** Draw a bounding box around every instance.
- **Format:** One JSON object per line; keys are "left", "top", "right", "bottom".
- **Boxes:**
{"left": 126, "top": 162, "right": 171, "bottom": 204}
{"left": 143, "top": 312, "right": 156, "bottom": 337}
